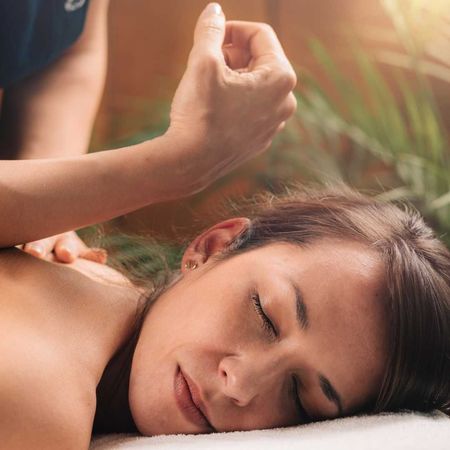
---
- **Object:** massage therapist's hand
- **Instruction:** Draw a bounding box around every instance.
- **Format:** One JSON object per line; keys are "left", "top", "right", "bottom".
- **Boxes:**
{"left": 20, "top": 231, "right": 107, "bottom": 264}
{"left": 165, "top": 2, "right": 297, "bottom": 194}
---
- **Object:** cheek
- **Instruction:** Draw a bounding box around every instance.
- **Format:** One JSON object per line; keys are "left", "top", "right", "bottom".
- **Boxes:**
{"left": 130, "top": 288, "right": 300, "bottom": 434}
{"left": 180, "top": 299, "right": 253, "bottom": 355}
{"left": 156, "top": 280, "right": 255, "bottom": 346}
{"left": 128, "top": 294, "right": 243, "bottom": 431}
{"left": 132, "top": 284, "right": 250, "bottom": 377}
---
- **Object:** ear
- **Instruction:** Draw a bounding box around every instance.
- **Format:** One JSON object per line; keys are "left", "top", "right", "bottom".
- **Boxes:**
{"left": 181, "top": 217, "right": 250, "bottom": 273}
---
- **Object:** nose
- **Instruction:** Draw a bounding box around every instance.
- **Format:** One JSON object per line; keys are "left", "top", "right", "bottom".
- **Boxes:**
{"left": 218, "top": 353, "right": 277, "bottom": 407}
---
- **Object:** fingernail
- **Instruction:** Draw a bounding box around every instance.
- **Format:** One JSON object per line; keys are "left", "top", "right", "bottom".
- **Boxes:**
{"left": 206, "top": 2, "right": 221, "bottom": 15}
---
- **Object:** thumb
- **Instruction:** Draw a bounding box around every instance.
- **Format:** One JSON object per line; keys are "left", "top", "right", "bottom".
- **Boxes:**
{"left": 193, "top": 3, "right": 225, "bottom": 57}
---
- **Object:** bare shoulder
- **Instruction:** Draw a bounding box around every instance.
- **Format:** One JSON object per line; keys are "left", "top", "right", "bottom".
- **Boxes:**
{"left": 61, "top": 256, "right": 135, "bottom": 288}
{"left": 0, "top": 339, "right": 95, "bottom": 450}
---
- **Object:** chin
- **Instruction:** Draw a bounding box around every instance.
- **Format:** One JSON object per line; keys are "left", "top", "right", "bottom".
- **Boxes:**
{"left": 128, "top": 371, "right": 202, "bottom": 437}
{"left": 129, "top": 369, "right": 219, "bottom": 436}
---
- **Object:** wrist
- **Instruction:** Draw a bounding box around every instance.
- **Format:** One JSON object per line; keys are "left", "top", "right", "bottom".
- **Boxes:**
{"left": 135, "top": 132, "right": 207, "bottom": 203}
{"left": 155, "top": 130, "right": 210, "bottom": 198}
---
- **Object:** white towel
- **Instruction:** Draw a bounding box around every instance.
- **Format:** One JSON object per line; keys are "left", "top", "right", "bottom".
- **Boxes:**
{"left": 90, "top": 411, "right": 450, "bottom": 450}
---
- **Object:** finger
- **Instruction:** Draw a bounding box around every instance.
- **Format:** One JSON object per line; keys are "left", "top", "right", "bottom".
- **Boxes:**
{"left": 224, "top": 21, "right": 291, "bottom": 69}
{"left": 260, "top": 119, "right": 289, "bottom": 150}
{"left": 23, "top": 237, "right": 55, "bottom": 259}
{"left": 54, "top": 231, "right": 108, "bottom": 265}
{"left": 81, "top": 247, "right": 108, "bottom": 265}
{"left": 54, "top": 233, "right": 86, "bottom": 263}
{"left": 222, "top": 43, "right": 251, "bottom": 70}
{"left": 276, "top": 121, "right": 286, "bottom": 133}
{"left": 192, "top": 3, "right": 226, "bottom": 60}
{"left": 268, "top": 92, "right": 297, "bottom": 125}
{"left": 279, "top": 92, "right": 298, "bottom": 121}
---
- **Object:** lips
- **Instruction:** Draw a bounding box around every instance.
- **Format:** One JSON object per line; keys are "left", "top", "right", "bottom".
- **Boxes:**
{"left": 174, "top": 366, "right": 215, "bottom": 432}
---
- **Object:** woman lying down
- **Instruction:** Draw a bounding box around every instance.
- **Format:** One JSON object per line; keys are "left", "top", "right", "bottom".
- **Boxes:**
{"left": 1, "top": 10, "right": 449, "bottom": 450}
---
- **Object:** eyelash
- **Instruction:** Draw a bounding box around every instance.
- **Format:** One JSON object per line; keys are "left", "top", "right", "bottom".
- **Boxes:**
{"left": 250, "top": 293, "right": 311, "bottom": 423}
{"left": 251, "top": 293, "right": 278, "bottom": 340}
{"left": 292, "top": 376, "right": 312, "bottom": 423}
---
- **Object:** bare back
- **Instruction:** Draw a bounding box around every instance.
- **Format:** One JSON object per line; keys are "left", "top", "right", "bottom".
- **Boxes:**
{"left": 0, "top": 248, "right": 140, "bottom": 448}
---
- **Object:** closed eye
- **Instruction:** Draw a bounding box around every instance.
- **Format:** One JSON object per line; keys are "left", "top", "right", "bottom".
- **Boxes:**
{"left": 251, "top": 293, "right": 311, "bottom": 423}
{"left": 292, "top": 376, "right": 312, "bottom": 424}
{"left": 251, "top": 293, "right": 277, "bottom": 340}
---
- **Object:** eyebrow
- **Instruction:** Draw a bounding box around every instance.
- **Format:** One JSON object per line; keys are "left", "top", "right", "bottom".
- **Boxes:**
{"left": 293, "top": 283, "right": 309, "bottom": 330}
{"left": 319, "top": 375, "right": 344, "bottom": 416}
{"left": 290, "top": 280, "right": 344, "bottom": 416}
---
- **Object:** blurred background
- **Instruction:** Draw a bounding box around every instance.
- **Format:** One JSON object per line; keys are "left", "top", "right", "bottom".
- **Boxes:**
{"left": 91, "top": 0, "right": 450, "bottom": 247}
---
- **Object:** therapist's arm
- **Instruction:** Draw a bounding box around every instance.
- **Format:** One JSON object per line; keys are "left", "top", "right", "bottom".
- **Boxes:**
{"left": 0, "top": 0, "right": 109, "bottom": 159}
{"left": 0, "top": 5, "right": 297, "bottom": 249}
{"left": 0, "top": 136, "right": 192, "bottom": 248}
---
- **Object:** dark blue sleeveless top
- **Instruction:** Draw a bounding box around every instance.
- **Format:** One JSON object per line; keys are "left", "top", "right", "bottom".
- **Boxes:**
{"left": 0, "top": 0, "right": 90, "bottom": 88}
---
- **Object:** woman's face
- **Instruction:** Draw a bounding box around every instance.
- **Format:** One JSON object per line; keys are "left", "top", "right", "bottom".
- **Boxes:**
{"left": 129, "top": 221, "right": 387, "bottom": 435}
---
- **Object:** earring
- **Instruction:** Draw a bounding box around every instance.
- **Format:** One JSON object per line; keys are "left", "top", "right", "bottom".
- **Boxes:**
{"left": 184, "top": 260, "right": 198, "bottom": 270}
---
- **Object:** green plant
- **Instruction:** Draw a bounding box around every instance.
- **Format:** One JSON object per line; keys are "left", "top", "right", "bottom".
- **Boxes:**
{"left": 91, "top": 0, "right": 450, "bottom": 248}
{"left": 274, "top": 0, "right": 450, "bottom": 245}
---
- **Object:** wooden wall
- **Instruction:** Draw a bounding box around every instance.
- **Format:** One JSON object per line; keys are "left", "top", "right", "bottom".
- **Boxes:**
{"left": 94, "top": 0, "right": 404, "bottom": 147}
{"left": 93, "top": 1, "right": 449, "bottom": 237}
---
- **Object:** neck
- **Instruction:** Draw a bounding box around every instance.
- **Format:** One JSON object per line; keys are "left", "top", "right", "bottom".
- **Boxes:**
{"left": 93, "top": 323, "right": 140, "bottom": 434}
{"left": 68, "top": 269, "right": 146, "bottom": 433}
{"left": 93, "top": 286, "right": 157, "bottom": 435}
{"left": 92, "top": 278, "right": 172, "bottom": 434}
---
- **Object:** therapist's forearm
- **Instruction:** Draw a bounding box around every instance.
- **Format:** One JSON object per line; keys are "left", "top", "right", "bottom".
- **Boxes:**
{"left": 0, "top": 0, "right": 109, "bottom": 159}
{"left": 0, "top": 134, "right": 190, "bottom": 248}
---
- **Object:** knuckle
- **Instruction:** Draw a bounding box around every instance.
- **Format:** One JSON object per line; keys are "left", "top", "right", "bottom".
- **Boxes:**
{"left": 203, "top": 52, "right": 220, "bottom": 68}
{"left": 287, "top": 70, "right": 298, "bottom": 90}
{"left": 286, "top": 94, "right": 297, "bottom": 116}
{"left": 257, "top": 22, "right": 275, "bottom": 35}
{"left": 279, "top": 102, "right": 296, "bottom": 121}
{"left": 201, "top": 15, "right": 224, "bottom": 34}
{"left": 276, "top": 70, "right": 297, "bottom": 92}
{"left": 203, "top": 23, "right": 222, "bottom": 35}
{"left": 192, "top": 52, "right": 220, "bottom": 74}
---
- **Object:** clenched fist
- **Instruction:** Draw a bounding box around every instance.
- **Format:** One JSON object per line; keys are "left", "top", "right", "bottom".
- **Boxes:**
{"left": 165, "top": 2, "right": 297, "bottom": 194}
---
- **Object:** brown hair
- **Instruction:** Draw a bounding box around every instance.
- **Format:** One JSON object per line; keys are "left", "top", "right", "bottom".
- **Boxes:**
{"left": 221, "top": 185, "right": 450, "bottom": 415}
{"left": 94, "top": 185, "right": 450, "bottom": 433}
